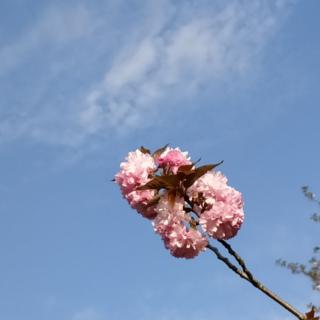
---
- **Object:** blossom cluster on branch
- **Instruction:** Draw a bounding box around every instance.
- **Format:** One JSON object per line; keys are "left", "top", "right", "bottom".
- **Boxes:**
{"left": 114, "top": 146, "right": 320, "bottom": 320}
{"left": 115, "top": 146, "right": 244, "bottom": 259}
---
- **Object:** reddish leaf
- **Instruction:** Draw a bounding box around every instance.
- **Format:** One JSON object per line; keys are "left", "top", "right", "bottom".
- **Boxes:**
{"left": 156, "top": 175, "right": 180, "bottom": 190}
{"left": 137, "top": 176, "right": 166, "bottom": 191}
{"left": 152, "top": 144, "right": 169, "bottom": 158}
{"left": 146, "top": 195, "right": 161, "bottom": 207}
{"left": 177, "top": 164, "right": 195, "bottom": 174}
{"left": 189, "top": 218, "right": 198, "bottom": 228}
{"left": 139, "top": 146, "right": 151, "bottom": 154}
{"left": 183, "top": 161, "right": 223, "bottom": 189}
{"left": 137, "top": 175, "right": 180, "bottom": 191}
{"left": 306, "top": 308, "right": 319, "bottom": 320}
{"left": 167, "top": 190, "right": 177, "bottom": 207}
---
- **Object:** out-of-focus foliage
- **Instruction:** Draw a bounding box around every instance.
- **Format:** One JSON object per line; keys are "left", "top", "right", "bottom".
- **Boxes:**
{"left": 276, "top": 186, "right": 320, "bottom": 313}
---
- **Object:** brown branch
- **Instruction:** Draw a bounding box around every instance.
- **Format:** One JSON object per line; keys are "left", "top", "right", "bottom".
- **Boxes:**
{"left": 184, "top": 195, "right": 200, "bottom": 217}
{"left": 206, "top": 242, "right": 306, "bottom": 320}
{"left": 186, "top": 196, "right": 306, "bottom": 319}
{"left": 206, "top": 243, "right": 249, "bottom": 281}
{"left": 218, "top": 239, "right": 254, "bottom": 281}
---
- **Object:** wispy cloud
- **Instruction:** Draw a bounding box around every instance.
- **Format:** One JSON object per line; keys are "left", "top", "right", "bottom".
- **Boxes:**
{"left": 0, "top": 2, "right": 99, "bottom": 146}
{"left": 0, "top": 0, "right": 292, "bottom": 147}
{"left": 79, "top": 0, "right": 291, "bottom": 138}
{"left": 0, "top": 4, "right": 95, "bottom": 77}
{"left": 71, "top": 308, "right": 102, "bottom": 320}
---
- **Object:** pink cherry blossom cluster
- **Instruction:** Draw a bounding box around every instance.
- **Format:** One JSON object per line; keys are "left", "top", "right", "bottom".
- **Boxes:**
{"left": 187, "top": 171, "right": 244, "bottom": 240}
{"left": 115, "top": 146, "right": 244, "bottom": 259}
{"left": 115, "top": 149, "right": 158, "bottom": 219}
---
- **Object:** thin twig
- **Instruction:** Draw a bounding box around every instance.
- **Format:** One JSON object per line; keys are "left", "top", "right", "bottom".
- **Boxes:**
{"left": 206, "top": 242, "right": 306, "bottom": 320}
{"left": 218, "top": 239, "right": 254, "bottom": 281}
{"left": 187, "top": 197, "right": 306, "bottom": 319}
{"left": 206, "top": 243, "right": 249, "bottom": 281}
{"left": 184, "top": 195, "right": 200, "bottom": 217}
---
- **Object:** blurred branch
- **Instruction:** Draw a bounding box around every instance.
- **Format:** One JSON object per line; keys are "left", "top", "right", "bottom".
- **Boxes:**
{"left": 275, "top": 186, "right": 320, "bottom": 314}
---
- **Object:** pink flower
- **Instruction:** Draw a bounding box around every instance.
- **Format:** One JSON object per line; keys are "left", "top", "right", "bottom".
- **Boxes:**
{"left": 125, "top": 189, "right": 158, "bottom": 219}
{"left": 199, "top": 199, "right": 244, "bottom": 240}
{"left": 156, "top": 147, "right": 191, "bottom": 174}
{"left": 115, "top": 149, "right": 157, "bottom": 219}
{"left": 187, "top": 171, "right": 228, "bottom": 204}
{"left": 188, "top": 171, "right": 244, "bottom": 240}
{"left": 115, "top": 149, "right": 156, "bottom": 192}
{"left": 153, "top": 193, "right": 207, "bottom": 258}
{"left": 163, "top": 224, "right": 208, "bottom": 259}
{"left": 115, "top": 146, "right": 245, "bottom": 257}
{"left": 153, "top": 194, "right": 187, "bottom": 235}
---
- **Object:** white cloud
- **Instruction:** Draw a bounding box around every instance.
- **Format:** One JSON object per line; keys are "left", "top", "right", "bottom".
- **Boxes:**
{"left": 0, "top": 3, "right": 99, "bottom": 146}
{"left": 0, "top": 0, "right": 292, "bottom": 147}
{"left": 71, "top": 308, "right": 102, "bottom": 320}
{"left": 78, "top": 0, "right": 289, "bottom": 137}
{"left": 0, "top": 4, "right": 95, "bottom": 76}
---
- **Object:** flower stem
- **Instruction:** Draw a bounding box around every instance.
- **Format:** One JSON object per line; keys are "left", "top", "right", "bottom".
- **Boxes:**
{"left": 206, "top": 242, "right": 306, "bottom": 320}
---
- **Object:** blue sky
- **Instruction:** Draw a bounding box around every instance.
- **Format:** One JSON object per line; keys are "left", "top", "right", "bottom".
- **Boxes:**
{"left": 0, "top": 0, "right": 320, "bottom": 319}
